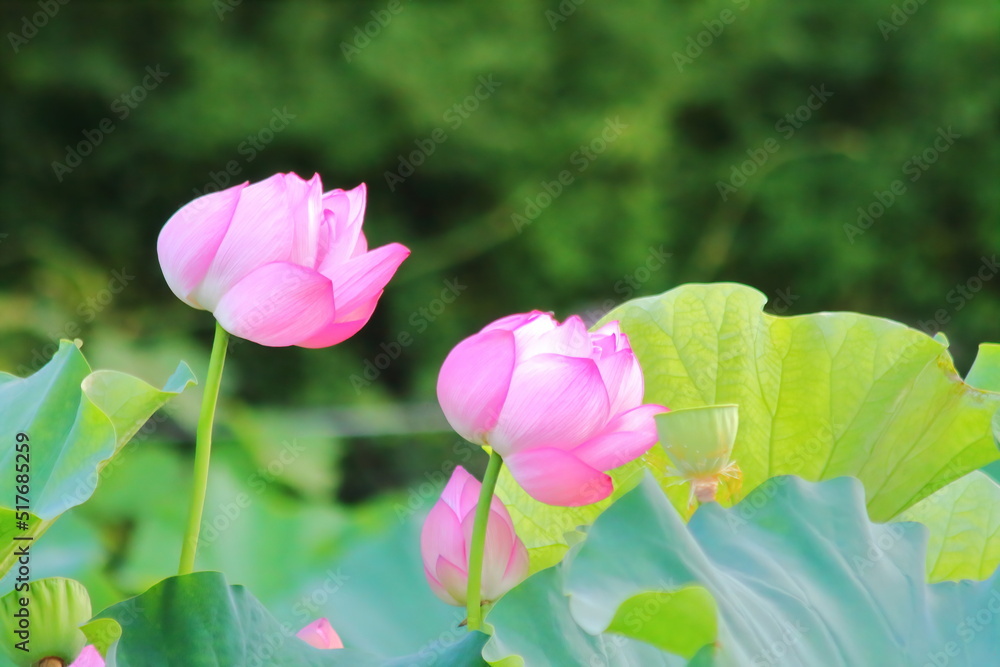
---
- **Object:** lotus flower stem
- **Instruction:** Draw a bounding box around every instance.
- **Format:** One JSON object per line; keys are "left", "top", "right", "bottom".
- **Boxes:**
{"left": 178, "top": 322, "right": 230, "bottom": 575}
{"left": 466, "top": 449, "right": 504, "bottom": 631}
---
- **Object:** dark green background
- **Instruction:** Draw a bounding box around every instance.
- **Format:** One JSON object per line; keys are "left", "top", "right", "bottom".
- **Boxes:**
{"left": 0, "top": 0, "right": 997, "bottom": 637}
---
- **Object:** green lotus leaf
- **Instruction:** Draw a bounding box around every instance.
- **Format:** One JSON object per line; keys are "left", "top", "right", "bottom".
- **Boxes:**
{"left": 0, "top": 341, "right": 194, "bottom": 578}
{"left": 966, "top": 343, "right": 1000, "bottom": 392}
{"left": 502, "top": 283, "right": 1000, "bottom": 572}
{"left": 485, "top": 475, "right": 1000, "bottom": 665}
{"left": 898, "top": 471, "right": 1000, "bottom": 582}
{"left": 597, "top": 283, "right": 1000, "bottom": 521}
{"left": 95, "top": 571, "right": 487, "bottom": 666}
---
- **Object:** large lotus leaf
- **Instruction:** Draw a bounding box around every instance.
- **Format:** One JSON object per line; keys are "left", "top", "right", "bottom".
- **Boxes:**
{"left": 496, "top": 455, "right": 723, "bottom": 573}
{"left": 383, "top": 631, "right": 489, "bottom": 667}
{"left": 96, "top": 571, "right": 372, "bottom": 666}
{"left": 965, "top": 343, "right": 1000, "bottom": 392}
{"left": 596, "top": 283, "right": 1000, "bottom": 521}
{"left": 45, "top": 434, "right": 479, "bottom": 662}
{"left": 483, "top": 565, "right": 701, "bottom": 667}
{"left": 0, "top": 341, "right": 195, "bottom": 578}
{"left": 495, "top": 463, "right": 641, "bottom": 574}
{"left": 485, "top": 475, "right": 1000, "bottom": 665}
{"left": 898, "top": 471, "right": 1000, "bottom": 582}
{"left": 95, "top": 571, "right": 487, "bottom": 666}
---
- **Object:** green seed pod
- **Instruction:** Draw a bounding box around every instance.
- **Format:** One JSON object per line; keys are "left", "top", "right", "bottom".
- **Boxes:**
{"left": 656, "top": 404, "right": 739, "bottom": 480}
{"left": 0, "top": 577, "right": 92, "bottom": 666}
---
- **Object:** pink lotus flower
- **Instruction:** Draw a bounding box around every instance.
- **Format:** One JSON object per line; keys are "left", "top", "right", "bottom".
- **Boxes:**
{"left": 437, "top": 312, "right": 666, "bottom": 506}
{"left": 297, "top": 618, "right": 344, "bottom": 649}
{"left": 157, "top": 172, "right": 409, "bottom": 347}
{"left": 421, "top": 466, "right": 529, "bottom": 606}
{"left": 69, "top": 645, "right": 104, "bottom": 666}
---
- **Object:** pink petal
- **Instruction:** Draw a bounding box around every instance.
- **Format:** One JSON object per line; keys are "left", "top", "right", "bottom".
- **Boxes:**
{"left": 487, "top": 493, "right": 517, "bottom": 536}
{"left": 437, "top": 329, "right": 516, "bottom": 444}
{"left": 315, "top": 216, "right": 333, "bottom": 269}
{"left": 69, "top": 645, "right": 104, "bottom": 667}
{"left": 297, "top": 618, "right": 344, "bottom": 650}
{"left": 499, "top": 538, "right": 530, "bottom": 596}
{"left": 461, "top": 507, "right": 515, "bottom": 600}
{"left": 505, "top": 447, "right": 613, "bottom": 506}
{"left": 157, "top": 183, "right": 244, "bottom": 307}
{"left": 592, "top": 333, "right": 618, "bottom": 357}
{"left": 213, "top": 262, "right": 334, "bottom": 347}
{"left": 572, "top": 404, "right": 666, "bottom": 471}
{"left": 295, "top": 295, "right": 378, "bottom": 349}
{"left": 425, "top": 564, "right": 460, "bottom": 606}
{"left": 320, "top": 242, "right": 410, "bottom": 319}
{"left": 591, "top": 320, "right": 622, "bottom": 338}
{"left": 490, "top": 354, "right": 610, "bottom": 457}
{"left": 435, "top": 555, "right": 469, "bottom": 606}
{"left": 192, "top": 173, "right": 298, "bottom": 307}
{"left": 517, "top": 315, "right": 592, "bottom": 360}
{"left": 420, "top": 501, "right": 466, "bottom": 575}
{"left": 594, "top": 349, "right": 644, "bottom": 415}
{"left": 507, "top": 314, "right": 561, "bottom": 360}
{"left": 321, "top": 183, "right": 368, "bottom": 265}
{"left": 481, "top": 310, "right": 552, "bottom": 334}
{"left": 457, "top": 471, "right": 484, "bottom": 518}
{"left": 592, "top": 322, "right": 633, "bottom": 356}
{"left": 284, "top": 173, "right": 325, "bottom": 268}
{"left": 354, "top": 230, "right": 369, "bottom": 256}
{"left": 437, "top": 466, "right": 477, "bottom": 515}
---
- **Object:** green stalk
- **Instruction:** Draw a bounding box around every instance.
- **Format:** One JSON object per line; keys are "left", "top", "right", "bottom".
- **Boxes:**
{"left": 466, "top": 450, "right": 504, "bottom": 631}
{"left": 178, "top": 321, "right": 230, "bottom": 575}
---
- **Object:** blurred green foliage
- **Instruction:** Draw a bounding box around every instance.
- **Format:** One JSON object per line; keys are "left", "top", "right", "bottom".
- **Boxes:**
{"left": 0, "top": 0, "right": 998, "bottom": 634}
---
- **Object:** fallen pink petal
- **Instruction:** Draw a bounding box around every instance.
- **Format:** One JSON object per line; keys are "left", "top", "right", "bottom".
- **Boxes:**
{"left": 297, "top": 618, "right": 344, "bottom": 649}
